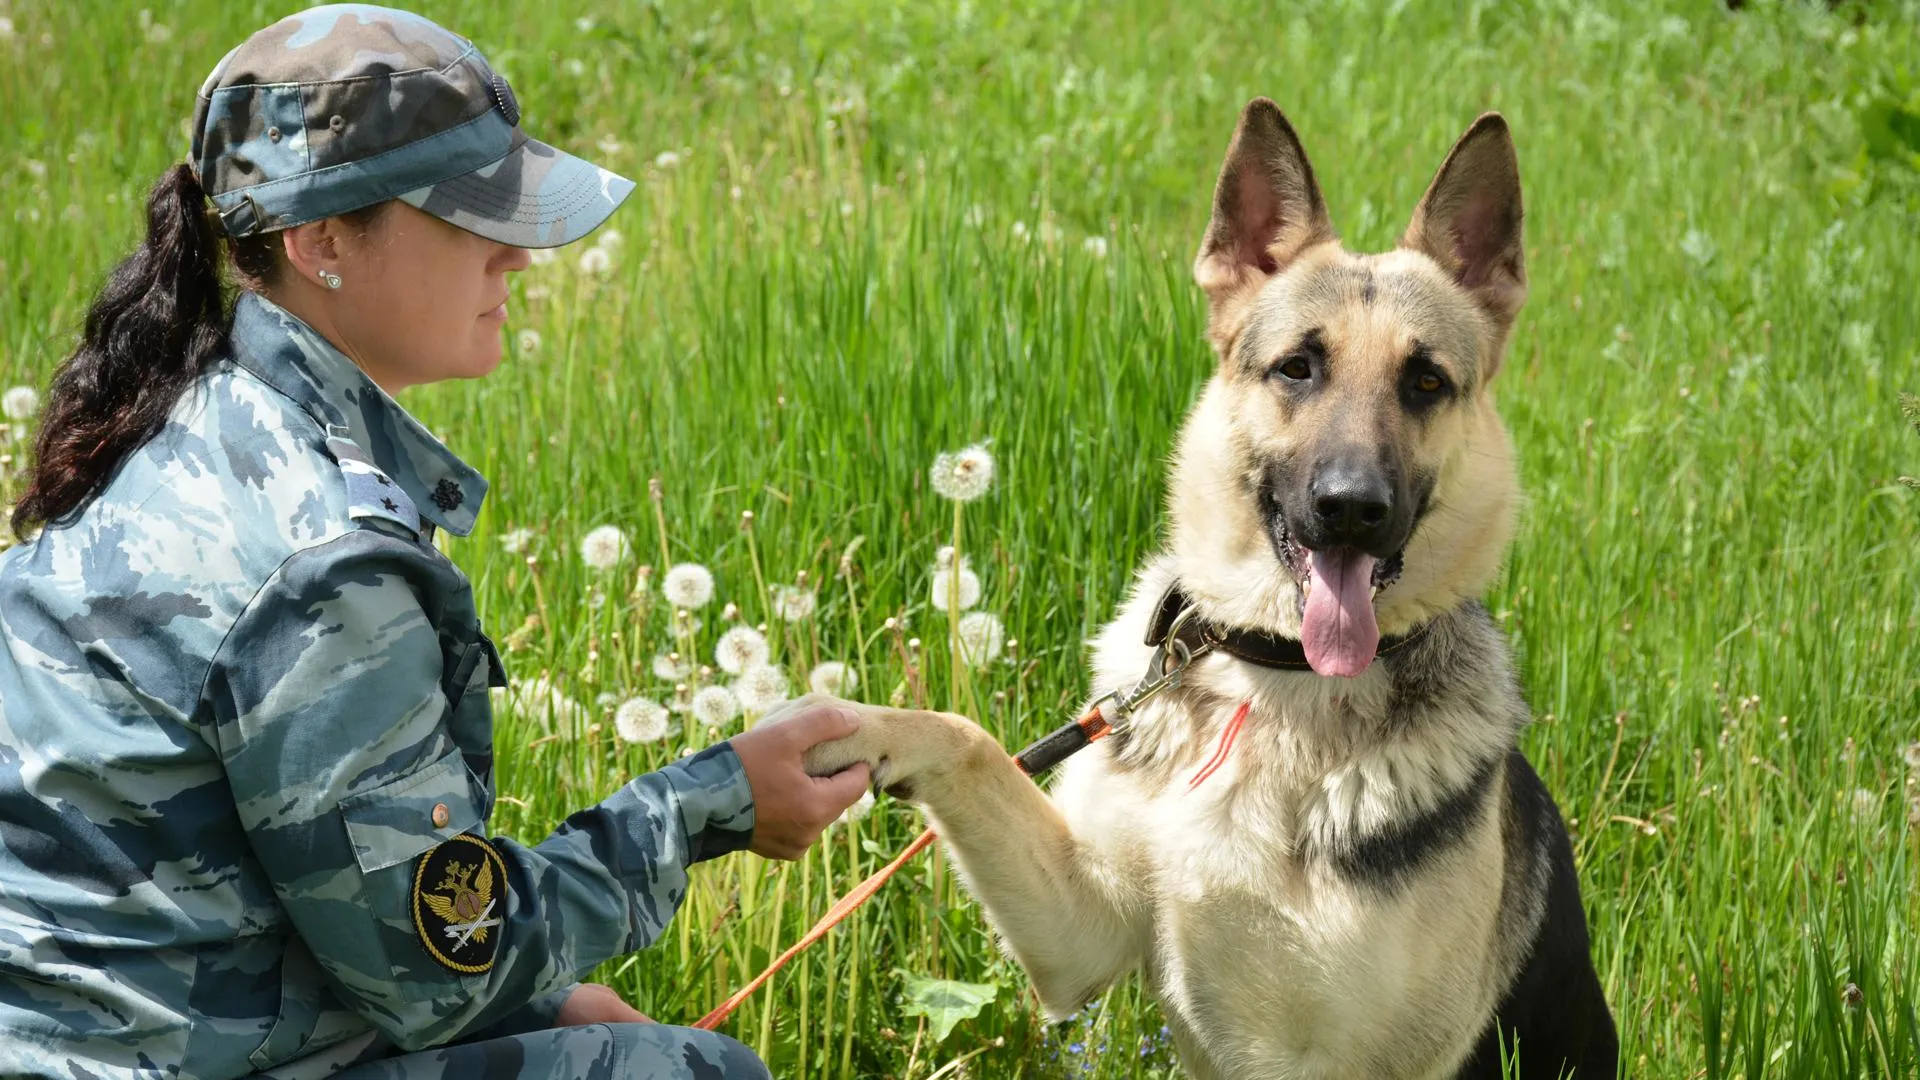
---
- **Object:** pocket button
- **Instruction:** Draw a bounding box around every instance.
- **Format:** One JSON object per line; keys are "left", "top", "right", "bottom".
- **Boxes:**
{"left": 431, "top": 803, "right": 451, "bottom": 828}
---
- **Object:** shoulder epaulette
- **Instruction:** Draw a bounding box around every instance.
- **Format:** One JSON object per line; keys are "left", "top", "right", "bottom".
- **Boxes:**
{"left": 325, "top": 434, "right": 421, "bottom": 537}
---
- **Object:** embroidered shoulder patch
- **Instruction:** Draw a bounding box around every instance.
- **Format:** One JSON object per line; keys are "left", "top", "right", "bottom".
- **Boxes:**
{"left": 411, "top": 833, "right": 507, "bottom": 974}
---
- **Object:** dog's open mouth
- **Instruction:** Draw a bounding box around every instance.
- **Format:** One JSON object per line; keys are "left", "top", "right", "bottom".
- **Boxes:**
{"left": 1274, "top": 524, "right": 1405, "bottom": 678}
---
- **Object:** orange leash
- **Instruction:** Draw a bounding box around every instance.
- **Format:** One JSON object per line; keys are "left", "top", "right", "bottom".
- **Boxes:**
{"left": 693, "top": 602, "right": 1216, "bottom": 1033}
{"left": 692, "top": 704, "right": 1117, "bottom": 1031}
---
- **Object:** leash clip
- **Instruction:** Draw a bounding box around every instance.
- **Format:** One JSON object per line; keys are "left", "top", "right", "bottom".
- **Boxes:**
{"left": 1099, "top": 604, "right": 1212, "bottom": 731}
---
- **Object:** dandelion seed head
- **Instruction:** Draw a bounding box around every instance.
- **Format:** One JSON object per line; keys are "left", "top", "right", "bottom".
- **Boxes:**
{"left": 771, "top": 584, "right": 817, "bottom": 622}
{"left": 930, "top": 443, "right": 995, "bottom": 502}
{"left": 663, "top": 563, "right": 715, "bottom": 608}
{"left": 614, "top": 697, "right": 670, "bottom": 743}
{"left": 956, "top": 612, "right": 1005, "bottom": 668}
{"left": 2, "top": 386, "right": 40, "bottom": 421}
{"left": 931, "top": 565, "right": 982, "bottom": 612}
{"left": 734, "top": 663, "right": 790, "bottom": 713}
{"left": 714, "top": 625, "right": 770, "bottom": 675}
{"left": 578, "top": 524, "right": 631, "bottom": 570}
{"left": 1903, "top": 742, "right": 1920, "bottom": 771}
{"left": 516, "top": 328, "right": 542, "bottom": 353}
{"left": 654, "top": 150, "right": 682, "bottom": 169}
{"left": 651, "top": 653, "right": 689, "bottom": 681}
{"left": 498, "top": 527, "right": 535, "bottom": 554}
{"left": 1852, "top": 788, "right": 1880, "bottom": 824}
{"left": 1082, "top": 235, "right": 1109, "bottom": 259}
{"left": 577, "top": 246, "right": 613, "bottom": 276}
{"left": 809, "top": 661, "right": 858, "bottom": 697}
{"left": 490, "top": 675, "right": 589, "bottom": 733}
{"left": 691, "top": 685, "right": 740, "bottom": 727}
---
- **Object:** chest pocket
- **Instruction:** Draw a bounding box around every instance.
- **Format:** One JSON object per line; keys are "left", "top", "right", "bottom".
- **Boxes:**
{"left": 441, "top": 628, "right": 506, "bottom": 810}
{"left": 336, "top": 748, "right": 488, "bottom": 998}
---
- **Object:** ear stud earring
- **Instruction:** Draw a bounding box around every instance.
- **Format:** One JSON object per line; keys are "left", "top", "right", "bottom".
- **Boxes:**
{"left": 318, "top": 270, "right": 342, "bottom": 289}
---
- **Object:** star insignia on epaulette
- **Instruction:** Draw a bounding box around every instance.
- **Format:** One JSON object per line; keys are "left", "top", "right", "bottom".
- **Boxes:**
{"left": 381, "top": 497, "right": 400, "bottom": 513}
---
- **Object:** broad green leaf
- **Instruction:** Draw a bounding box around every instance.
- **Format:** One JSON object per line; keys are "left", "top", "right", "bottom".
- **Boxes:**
{"left": 895, "top": 968, "right": 1000, "bottom": 1044}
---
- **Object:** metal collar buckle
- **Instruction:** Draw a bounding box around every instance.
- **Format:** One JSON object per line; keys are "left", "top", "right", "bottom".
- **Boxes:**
{"left": 1095, "top": 604, "right": 1213, "bottom": 733}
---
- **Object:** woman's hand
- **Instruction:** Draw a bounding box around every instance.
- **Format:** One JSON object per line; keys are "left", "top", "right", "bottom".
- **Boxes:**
{"left": 730, "top": 697, "right": 873, "bottom": 860}
{"left": 553, "top": 982, "right": 653, "bottom": 1026}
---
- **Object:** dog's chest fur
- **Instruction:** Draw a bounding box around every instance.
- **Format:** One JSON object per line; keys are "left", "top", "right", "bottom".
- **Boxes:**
{"left": 1047, "top": 565, "right": 1529, "bottom": 1078}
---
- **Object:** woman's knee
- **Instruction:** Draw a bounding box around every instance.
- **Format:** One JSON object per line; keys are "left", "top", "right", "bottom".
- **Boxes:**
{"left": 619, "top": 1023, "right": 771, "bottom": 1079}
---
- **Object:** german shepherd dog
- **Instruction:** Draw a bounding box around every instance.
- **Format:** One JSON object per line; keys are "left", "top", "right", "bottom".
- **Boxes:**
{"left": 802, "top": 99, "right": 1619, "bottom": 1079}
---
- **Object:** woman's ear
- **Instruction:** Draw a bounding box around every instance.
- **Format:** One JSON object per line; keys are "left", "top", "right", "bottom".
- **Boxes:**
{"left": 279, "top": 219, "right": 342, "bottom": 287}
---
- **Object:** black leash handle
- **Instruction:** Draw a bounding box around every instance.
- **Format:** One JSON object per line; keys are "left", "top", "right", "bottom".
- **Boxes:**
{"left": 1012, "top": 712, "right": 1104, "bottom": 776}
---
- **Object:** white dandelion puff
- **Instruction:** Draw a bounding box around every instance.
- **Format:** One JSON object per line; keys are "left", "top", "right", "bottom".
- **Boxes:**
{"left": 0, "top": 18, "right": 14, "bottom": 41}
{"left": 956, "top": 612, "right": 1005, "bottom": 668}
{"left": 596, "top": 230, "right": 624, "bottom": 251}
{"left": 1082, "top": 235, "right": 1109, "bottom": 258}
{"left": 733, "top": 664, "right": 790, "bottom": 713}
{"left": 930, "top": 565, "right": 982, "bottom": 613}
{"left": 771, "top": 584, "right": 817, "bottom": 622}
{"left": 2, "top": 386, "right": 40, "bottom": 421}
{"left": 808, "top": 661, "right": 858, "bottom": 697}
{"left": 1902, "top": 741, "right": 1920, "bottom": 771}
{"left": 563, "top": 58, "right": 587, "bottom": 77}
{"left": 490, "top": 675, "right": 590, "bottom": 733}
{"left": 663, "top": 563, "right": 715, "bottom": 608}
{"left": 934, "top": 545, "right": 970, "bottom": 571}
{"left": 836, "top": 788, "right": 875, "bottom": 825}
{"left": 614, "top": 697, "right": 671, "bottom": 744}
{"left": 714, "top": 625, "right": 770, "bottom": 675}
{"left": 691, "top": 684, "right": 740, "bottom": 727}
{"left": 929, "top": 443, "right": 995, "bottom": 502}
{"left": 577, "top": 246, "right": 614, "bottom": 276}
{"left": 516, "top": 328, "right": 542, "bottom": 353}
{"left": 530, "top": 247, "right": 558, "bottom": 267}
{"left": 596, "top": 134, "right": 625, "bottom": 156}
{"left": 579, "top": 524, "right": 631, "bottom": 571}
{"left": 498, "top": 528, "right": 535, "bottom": 554}
{"left": 654, "top": 150, "right": 683, "bottom": 169}
{"left": 1852, "top": 788, "right": 1880, "bottom": 824}
{"left": 652, "top": 653, "right": 690, "bottom": 681}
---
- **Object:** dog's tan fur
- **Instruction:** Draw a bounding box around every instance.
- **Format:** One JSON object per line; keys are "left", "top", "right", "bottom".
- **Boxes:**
{"left": 795, "top": 101, "right": 1596, "bottom": 1079}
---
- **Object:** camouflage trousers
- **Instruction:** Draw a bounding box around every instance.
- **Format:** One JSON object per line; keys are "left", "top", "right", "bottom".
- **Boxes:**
{"left": 328, "top": 1023, "right": 770, "bottom": 1080}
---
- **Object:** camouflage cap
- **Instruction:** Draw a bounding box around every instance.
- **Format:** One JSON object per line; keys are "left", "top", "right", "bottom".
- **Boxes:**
{"left": 188, "top": 4, "right": 632, "bottom": 248}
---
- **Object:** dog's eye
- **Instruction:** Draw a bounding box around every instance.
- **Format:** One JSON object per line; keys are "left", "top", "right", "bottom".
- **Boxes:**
{"left": 1273, "top": 355, "right": 1313, "bottom": 382}
{"left": 1415, "top": 372, "right": 1445, "bottom": 394}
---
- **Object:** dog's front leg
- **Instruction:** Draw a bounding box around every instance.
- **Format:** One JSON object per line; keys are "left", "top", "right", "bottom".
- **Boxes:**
{"left": 796, "top": 697, "right": 1141, "bottom": 1019}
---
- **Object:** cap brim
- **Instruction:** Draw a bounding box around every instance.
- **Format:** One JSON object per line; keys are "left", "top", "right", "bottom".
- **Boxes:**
{"left": 398, "top": 136, "right": 634, "bottom": 249}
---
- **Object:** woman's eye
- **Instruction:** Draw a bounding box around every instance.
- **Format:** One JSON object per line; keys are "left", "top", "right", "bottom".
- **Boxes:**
{"left": 1275, "top": 355, "right": 1312, "bottom": 382}
{"left": 1415, "top": 372, "right": 1444, "bottom": 393}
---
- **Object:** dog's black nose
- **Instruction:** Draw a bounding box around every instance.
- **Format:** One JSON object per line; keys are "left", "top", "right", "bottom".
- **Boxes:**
{"left": 1310, "top": 462, "right": 1394, "bottom": 546}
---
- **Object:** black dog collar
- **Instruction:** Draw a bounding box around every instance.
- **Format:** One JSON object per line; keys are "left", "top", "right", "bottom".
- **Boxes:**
{"left": 1142, "top": 583, "right": 1431, "bottom": 672}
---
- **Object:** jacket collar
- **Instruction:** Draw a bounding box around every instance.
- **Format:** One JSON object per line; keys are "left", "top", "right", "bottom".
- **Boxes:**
{"left": 228, "top": 291, "right": 489, "bottom": 537}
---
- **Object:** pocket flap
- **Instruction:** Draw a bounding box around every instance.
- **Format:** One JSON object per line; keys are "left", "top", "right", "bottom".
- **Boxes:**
{"left": 338, "top": 751, "right": 482, "bottom": 873}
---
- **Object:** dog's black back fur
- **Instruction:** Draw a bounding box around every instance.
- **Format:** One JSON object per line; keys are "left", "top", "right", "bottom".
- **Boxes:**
{"left": 1453, "top": 752, "right": 1620, "bottom": 1078}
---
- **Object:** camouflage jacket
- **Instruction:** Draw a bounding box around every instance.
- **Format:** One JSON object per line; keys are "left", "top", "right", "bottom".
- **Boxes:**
{"left": 0, "top": 292, "right": 756, "bottom": 1079}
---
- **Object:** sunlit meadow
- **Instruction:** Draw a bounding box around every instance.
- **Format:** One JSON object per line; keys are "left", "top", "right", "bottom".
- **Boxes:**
{"left": 3, "top": 1, "right": 1919, "bottom": 1076}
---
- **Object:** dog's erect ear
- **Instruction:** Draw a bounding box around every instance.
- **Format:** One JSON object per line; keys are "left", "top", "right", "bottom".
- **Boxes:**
{"left": 1192, "top": 99, "right": 1333, "bottom": 333}
{"left": 1402, "top": 114, "right": 1527, "bottom": 340}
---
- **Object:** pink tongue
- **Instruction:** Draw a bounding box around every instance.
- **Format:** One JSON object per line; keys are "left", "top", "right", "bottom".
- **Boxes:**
{"left": 1301, "top": 549, "right": 1380, "bottom": 678}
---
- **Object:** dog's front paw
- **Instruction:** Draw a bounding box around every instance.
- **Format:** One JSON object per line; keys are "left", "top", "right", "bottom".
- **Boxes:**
{"left": 800, "top": 700, "right": 990, "bottom": 804}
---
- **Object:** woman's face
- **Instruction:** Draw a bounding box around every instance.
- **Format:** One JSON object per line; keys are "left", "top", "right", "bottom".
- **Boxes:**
{"left": 293, "top": 202, "right": 533, "bottom": 393}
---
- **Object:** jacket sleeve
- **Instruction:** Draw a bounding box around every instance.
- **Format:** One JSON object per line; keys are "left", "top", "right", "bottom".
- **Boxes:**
{"left": 199, "top": 528, "right": 755, "bottom": 1048}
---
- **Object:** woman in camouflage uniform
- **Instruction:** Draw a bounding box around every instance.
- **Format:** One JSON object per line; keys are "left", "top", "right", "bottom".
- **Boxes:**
{"left": 0, "top": 6, "right": 872, "bottom": 1078}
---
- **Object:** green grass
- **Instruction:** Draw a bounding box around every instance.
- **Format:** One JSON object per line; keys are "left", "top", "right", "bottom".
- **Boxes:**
{"left": 5, "top": 0, "right": 1920, "bottom": 1076}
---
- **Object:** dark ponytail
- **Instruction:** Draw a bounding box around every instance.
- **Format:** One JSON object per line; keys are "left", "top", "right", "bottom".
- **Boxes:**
{"left": 13, "top": 164, "right": 232, "bottom": 535}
